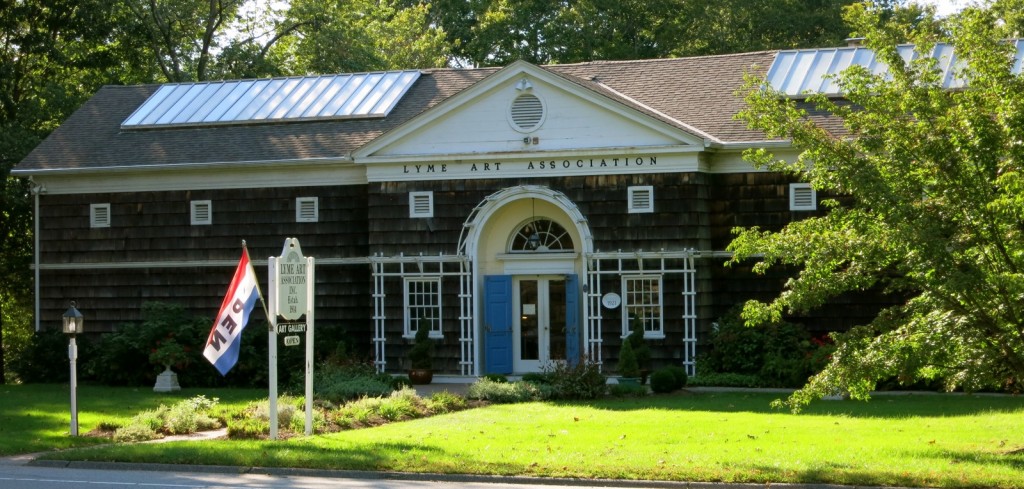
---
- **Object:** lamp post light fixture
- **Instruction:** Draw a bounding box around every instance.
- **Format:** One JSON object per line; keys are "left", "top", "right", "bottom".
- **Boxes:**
{"left": 62, "top": 301, "right": 84, "bottom": 437}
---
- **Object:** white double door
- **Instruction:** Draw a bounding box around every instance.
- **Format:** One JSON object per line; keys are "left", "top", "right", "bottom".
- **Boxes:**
{"left": 512, "top": 276, "right": 568, "bottom": 373}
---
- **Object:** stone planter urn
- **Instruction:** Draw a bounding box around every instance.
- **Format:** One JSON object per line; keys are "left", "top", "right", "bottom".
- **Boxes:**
{"left": 153, "top": 365, "right": 181, "bottom": 392}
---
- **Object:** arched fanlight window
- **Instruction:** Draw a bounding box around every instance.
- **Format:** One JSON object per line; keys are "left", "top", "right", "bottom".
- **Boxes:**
{"left": 509, "top": 218, "right": 574, "bottom": 252}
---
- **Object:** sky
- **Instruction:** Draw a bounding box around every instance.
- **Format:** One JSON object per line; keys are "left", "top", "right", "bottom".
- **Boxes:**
{"left": 912, "top": 0, "right": 970, "bottom": 16}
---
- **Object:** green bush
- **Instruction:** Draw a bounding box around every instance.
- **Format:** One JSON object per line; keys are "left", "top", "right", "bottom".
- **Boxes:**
{"left": 649, "top": 368, "right": 678, "bottom": 393}
{"left": 315, "top": 363, "right": 394, "bottom": 403}
{"left": 467, "top": 378, "right": 547, "bottom": 403}
{"left": 704, "top": 306, "right": 815, "bottom": 387}
{"left": 520, "top": 372, "right": 550, "bottom": 384}
{"left": 609, "top": 383, "right": 647, "bottom": 397}
{"left": 483, "top": 373, "right": 509, "bottom": 383}
{"left": 542, "top": 359, "right": 607, "bottom": 400}
{"left": 625, "top": 317, "right": 651, "bottom": 371}
{"left": 666, "top": 365, "right": 688, "bottom": 389}
{"left": 688, "top": 371, "right": 761, "bottom": 388}
{"left": 617, "top": 340, "right": 640, "bottom": 378}
{"left": 114, "top": 408, "right": 164, "bottom": 442}
{"left": 288, "top": 407, "right": 327, "bottom": 434}
{"left": 426, "top": 390, "right": 467, "bottom": 413}
{"left": 227, "top": 417, "right": 268, "bottom": 439}
{"left": 9, "top": 329, "right": 73, "bottom": 383}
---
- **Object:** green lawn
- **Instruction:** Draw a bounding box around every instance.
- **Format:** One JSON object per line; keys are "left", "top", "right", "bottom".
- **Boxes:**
{"left": 0, "top": 384, "right": 262, "bottom": 456}
{"left": 11, "top": 385, "right": 1022, "bottom": 488}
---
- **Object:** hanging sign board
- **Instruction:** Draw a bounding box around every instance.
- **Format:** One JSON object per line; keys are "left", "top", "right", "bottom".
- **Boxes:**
{"left": 277, "top": 239, "right": 308, "bottom": 320}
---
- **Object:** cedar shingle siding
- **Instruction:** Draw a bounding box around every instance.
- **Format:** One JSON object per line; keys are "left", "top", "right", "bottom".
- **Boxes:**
{"left": 15, "top": 50, "right": 895, "bottom": 376}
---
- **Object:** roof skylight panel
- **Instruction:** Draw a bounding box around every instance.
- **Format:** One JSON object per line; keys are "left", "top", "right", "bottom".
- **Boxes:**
{"left": 122, "top": 71, "right": 421, "bottom": 128}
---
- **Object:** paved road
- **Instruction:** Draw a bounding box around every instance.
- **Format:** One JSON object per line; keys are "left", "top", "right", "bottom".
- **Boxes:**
{"left": 0, "top": 463, "right": 578, "bottom": 489}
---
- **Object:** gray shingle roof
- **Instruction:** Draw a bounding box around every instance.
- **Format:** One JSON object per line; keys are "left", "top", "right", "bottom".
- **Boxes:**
{"left": 15, "top": 52, "right": 778, "bottom": 173}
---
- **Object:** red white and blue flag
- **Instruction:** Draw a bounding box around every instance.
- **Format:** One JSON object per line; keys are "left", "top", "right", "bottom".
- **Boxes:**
{"left": 204, "top": 248, "right": 262, "bottom": 376}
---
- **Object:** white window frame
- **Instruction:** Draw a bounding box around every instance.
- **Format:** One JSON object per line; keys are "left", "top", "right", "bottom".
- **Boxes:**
{"left": 628, "top": 186, "right": 654, "bottom": 213}
{"left": 789, "top": 183, "right": 817, "bottom": 211}
{"left": 621, "top": 275, "right": 665, "bottom": 339}
{"left": 90, "top": 203, "right": 111, "bottom": 228}
{"left": 190, "top": 200, "right": 212, "bottom": 225}
{"left": 409, "top": 191, "right": 434, "bottom": 218}
{"left": 296, "top": 197, "right": 319, "bottom": 223}
{"left": 403, "top": 277, "right": 442, "bottom": 339}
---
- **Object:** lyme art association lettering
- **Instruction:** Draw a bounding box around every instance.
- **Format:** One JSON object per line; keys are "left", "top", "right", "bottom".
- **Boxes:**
{"left": 401, "top": 155, "right": 658, "bottom": 175}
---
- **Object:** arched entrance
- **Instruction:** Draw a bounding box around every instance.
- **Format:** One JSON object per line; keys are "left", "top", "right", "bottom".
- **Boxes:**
{"left": 459, "top": 185, "right": 593, "bottom": 375}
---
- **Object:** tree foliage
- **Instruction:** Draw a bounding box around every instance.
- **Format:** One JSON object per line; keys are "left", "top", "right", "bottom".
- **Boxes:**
{"left": 424, "top": 0, "right": 860, "bottom": 67}
{"left": 733, "top": 0, "right": 1024, "bottom": 410}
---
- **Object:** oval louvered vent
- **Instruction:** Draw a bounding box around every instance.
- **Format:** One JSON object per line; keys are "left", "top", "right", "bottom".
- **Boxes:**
{"left": 510, "top": 93, "right": 544, "bottom": 132}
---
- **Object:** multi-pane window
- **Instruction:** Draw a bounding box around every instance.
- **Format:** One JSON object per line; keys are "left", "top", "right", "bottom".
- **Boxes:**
{"left": 621, "top": 275, "right": 664, "bottom": 339}
{"left": 404, "top": 277, "right": 442, "bottom": 338}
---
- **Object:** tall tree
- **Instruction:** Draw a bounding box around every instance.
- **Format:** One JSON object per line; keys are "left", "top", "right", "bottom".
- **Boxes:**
{"left": 732, "top": 0, "right": 1024, "bottom": 409}
{"left": 1, "top": 0, "right": 125, "bottom": 382}
{"left": 426, "top": 0, "right": 861, "bottom": 67}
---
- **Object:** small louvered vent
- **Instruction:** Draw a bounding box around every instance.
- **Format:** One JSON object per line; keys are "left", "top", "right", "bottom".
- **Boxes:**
{"left": 90, "top": 203, "right": 111, "bottom": 228}
{"left": 510, "top": 94, "right": 544, "bottom": 131}
{"left": 409, "top": 191, "right": 433, "bottom": 218}
{"left": 191, "top": 200, "right": 212, "bottom": 225}
{"left": 628, "top": 186, "right": 654, "bottom": 214}
{"left": 296, "top": 197, "right": 319, "bottom": 222}
{"left": 789, "top": 184, "right": 817, "bottom": 211}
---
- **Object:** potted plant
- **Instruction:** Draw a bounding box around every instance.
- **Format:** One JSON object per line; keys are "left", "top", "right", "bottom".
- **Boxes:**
{"left": 407, "top": 320, "right": 435, "bottom": 385}
{"left": 150, "top": 335, "right": 189, "bottom": 392}
{"left": 617, "top": 337, "right": 641, "bottom": 385}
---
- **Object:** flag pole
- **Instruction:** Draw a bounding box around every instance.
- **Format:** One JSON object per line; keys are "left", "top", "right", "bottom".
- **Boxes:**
{"left": 241, "top": 240, "right": 271, "bottom": 322}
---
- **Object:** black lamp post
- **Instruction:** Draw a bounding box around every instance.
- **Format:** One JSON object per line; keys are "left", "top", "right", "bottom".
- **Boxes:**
{"left": 62, "top": 301, "right": 84, "bottom": 436}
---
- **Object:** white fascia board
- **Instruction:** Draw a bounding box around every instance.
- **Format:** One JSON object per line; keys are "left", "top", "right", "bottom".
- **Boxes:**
{"left": 356, "top": 143, "right": 700, "bottom": 165}
{"left": 704, "top": 146, "right": 803, "bottom": 173}
{"left": 354, "top": 61, "right": 705, "bottom": 159}
{"left": 25, "top": 158, "right": 365, "bottom": 195}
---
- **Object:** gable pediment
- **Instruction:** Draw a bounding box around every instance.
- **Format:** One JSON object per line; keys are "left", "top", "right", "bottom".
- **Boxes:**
{"left": 355, "top": 61, "right": 706, "bottom": 162}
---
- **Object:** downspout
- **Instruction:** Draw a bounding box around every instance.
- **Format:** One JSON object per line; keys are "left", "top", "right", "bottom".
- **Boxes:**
{"left": 31, "top": 180, "right": 44, "bottom": 332}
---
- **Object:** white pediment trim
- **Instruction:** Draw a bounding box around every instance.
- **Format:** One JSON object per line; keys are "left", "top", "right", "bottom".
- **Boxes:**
{"left": 353, "top": 60, "right": 708, "bottom": 160}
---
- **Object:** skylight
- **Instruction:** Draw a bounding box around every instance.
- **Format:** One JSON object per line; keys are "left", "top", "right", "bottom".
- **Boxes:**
{"left": 122, "top": 70, "right": 421, "bottom": 128}
{"left": 766, "top": 39, "right": 1024, "bottom": 97}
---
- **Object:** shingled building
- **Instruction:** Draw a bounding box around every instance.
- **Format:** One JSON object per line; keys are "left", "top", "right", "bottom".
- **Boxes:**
{"left": 15, "top": 45, "right": 925, "bottom": 378}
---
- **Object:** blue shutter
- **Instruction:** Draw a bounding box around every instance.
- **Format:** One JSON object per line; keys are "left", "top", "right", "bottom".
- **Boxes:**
{"left": 565, "top": 274, "right": 581, "bottom": 366}
{"left": 484, "top": 275, "right": 513, "bottom": 374}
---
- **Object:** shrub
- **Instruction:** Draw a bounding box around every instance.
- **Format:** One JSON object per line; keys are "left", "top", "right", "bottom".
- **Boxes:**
{"left": 609, "top": 383, "right": 648, "bottom": 397}
{"left": 626, "top": 317, "right": 651, "bottom": 371}
{"left": 426, "top": 390, "right": 467, "bottom": 414}
{"left": 483, "top": 373, "right": 508, "bottom": 383}
{"left": 688, "top": 371, "right": 761, "bottom": 388}
{"left": 288, "top": 407, "right": 328, "bottom": 434}
{"left": 704, "top": 306, "right": 815, "bottom": 387}
{"left": 114, "top": 408, "right": 164, "bottom": 442}
{"left": 649, "top": 368, "right": 678, "bottom": 393}
{"left": 316, "top": 364, "right": 394, "bottom": 403}
{"left": 617, "top": 340, "right": 640, "bottom": 378}
{"left": 520, "top": 372, "right": 550, "bottom": 384}
{"left": 227, "top": 417, "right": 268, "bottom": 439}
{"left": 164, "top": 396, "right": 221, "bottom": 434}
{"left": 407, "top": 322, "right": 434, "bottom": 370}
{"left": 666, "top": 365, "right": 688, "bottom": 389}
{"left": 543, "top": 359, "right": 607, "bottom": 400}
{"left": 467, "top": 378, "right": 545, "bottom": 403}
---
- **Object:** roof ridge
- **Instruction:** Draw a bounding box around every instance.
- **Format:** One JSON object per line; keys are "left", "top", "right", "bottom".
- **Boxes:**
{"left": 548, "top": 50, "right": 778, "bottom": 68}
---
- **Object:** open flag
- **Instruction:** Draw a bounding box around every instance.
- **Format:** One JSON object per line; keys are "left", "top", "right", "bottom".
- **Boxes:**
{"left": 204, "top": 248, "right": 262, "bottom": 376}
